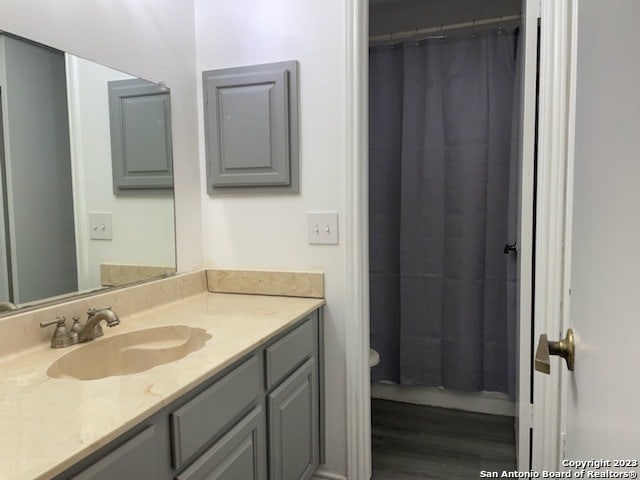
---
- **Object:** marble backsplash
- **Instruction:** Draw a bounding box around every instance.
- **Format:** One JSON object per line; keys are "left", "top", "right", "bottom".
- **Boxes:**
{"left": 207, "top": 268, "right": 324, "bottom": 298}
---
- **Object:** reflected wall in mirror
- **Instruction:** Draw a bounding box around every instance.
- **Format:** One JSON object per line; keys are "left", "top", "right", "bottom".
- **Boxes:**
{"left": 0, "top": 32, "right": 176, "bottom": 311}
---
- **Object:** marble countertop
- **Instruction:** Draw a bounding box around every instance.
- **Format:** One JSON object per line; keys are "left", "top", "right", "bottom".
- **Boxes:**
{"left": 0, "top": 292, "right": 324, "bottom": 480}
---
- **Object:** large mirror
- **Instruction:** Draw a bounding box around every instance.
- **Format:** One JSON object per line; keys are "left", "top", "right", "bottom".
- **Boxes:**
{"left": 0, "top": 31, "right": 176, "bottom": 313}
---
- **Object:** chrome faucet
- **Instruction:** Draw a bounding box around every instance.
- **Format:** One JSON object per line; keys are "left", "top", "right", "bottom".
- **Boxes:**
{"left": 77, "top": 307, "right": 120, "bottom": 343}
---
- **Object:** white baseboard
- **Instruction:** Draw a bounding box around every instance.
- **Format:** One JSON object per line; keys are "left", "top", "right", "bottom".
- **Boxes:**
{"left": 371, "top": 382, "right": 515, "bottom": 417}
{"left": 312, "top": 469, "right": 348, "bottom": 480}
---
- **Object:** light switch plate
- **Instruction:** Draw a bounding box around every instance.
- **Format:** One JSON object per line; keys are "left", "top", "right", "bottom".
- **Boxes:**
{"left": 307, "top": 212, "right": 338, "bottom": 245}
{"left": 89, "top": 212, "right": 113, "bottom": 240}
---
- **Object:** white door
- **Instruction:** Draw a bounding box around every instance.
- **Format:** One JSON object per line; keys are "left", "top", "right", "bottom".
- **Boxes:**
{"left": 562, "top": 0, "right": 640, "bottom": 467}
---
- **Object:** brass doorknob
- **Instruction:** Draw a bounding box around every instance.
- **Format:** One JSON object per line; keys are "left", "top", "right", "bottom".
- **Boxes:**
{"left": 535, "top": 328, "right": 575, "bottom": 374}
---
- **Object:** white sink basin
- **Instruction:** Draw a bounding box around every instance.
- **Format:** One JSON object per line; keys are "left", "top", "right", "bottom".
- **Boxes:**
{"left": 47, "top": 325, "right": 211, "bottom": 380}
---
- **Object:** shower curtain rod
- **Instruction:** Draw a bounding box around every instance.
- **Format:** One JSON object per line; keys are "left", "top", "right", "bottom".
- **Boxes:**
{"left": 369, "top": 14, "right": 521, "bottom": 43}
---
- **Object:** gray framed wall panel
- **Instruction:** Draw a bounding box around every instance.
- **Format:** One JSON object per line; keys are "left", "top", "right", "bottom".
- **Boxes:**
{"left": 203, "top": 61, "right": 299, "bottom": 194}
{"left": 211, "top": 70, "right": 290, "bottom": 186}
{"left": 108, "top": 78, "right": 173, "bottom": 192}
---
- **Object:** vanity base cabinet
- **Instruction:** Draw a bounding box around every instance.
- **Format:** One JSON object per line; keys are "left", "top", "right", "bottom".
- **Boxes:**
{"left": 268, "top": 358, "right": 318, "bottom": 480}
{"left": 55, "top": 309, "right": 323, "bottom": 480}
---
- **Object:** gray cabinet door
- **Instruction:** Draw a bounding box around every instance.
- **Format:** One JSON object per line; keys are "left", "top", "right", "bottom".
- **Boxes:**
{"left": 202, "top": 61, "right": 299, "bottom": 194}
{"left": 72, "top": 426, "right": 159, "bottom": 480}
{"left": 268, "top": 358, "right": 318, "bottom": 480}
{"left": 108, "top": 78, "right": 173, "bottom": 192}
{"left": 175, "top": 405, "right": 266, "bottom": 480}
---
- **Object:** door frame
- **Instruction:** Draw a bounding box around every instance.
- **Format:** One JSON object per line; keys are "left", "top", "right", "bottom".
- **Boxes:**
{"left": 531, "top": 0, "right": 578, "bottom": 469}
{"left": 515, "top": 0, "right": 540, "bottom": 469}
{"left": 344, "top": 0, "right": 371, "bottom": 478}
{"left": 343, "top": 0, "right": 575, "bottom": 476}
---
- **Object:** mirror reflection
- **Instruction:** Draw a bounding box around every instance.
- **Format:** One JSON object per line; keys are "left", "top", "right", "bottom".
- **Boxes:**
{"left": 0, "top": 32, "right": 176, "bottom": 312}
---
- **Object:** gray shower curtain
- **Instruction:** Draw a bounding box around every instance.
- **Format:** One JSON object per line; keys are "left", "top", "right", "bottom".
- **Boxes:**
{"left": 369, "top": 28, "right": 520, "bottom": 397}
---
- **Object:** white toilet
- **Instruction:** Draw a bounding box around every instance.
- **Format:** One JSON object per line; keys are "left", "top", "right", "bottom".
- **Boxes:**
{"left": 369, "top": 348, "right": 380, "bottom": 367}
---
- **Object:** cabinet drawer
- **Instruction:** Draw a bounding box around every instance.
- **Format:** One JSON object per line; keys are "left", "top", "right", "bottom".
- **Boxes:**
{"left": 265, "top": 317, "right": 313, "bottom": 390}
{"left": 175, "top": 405, "right": 266, "bottom": 480}
{"left": 72, "top": 426, "right": 157, "bottom": 480}
{"left": 171, "top": 355, "right": 261, "bottom": 468}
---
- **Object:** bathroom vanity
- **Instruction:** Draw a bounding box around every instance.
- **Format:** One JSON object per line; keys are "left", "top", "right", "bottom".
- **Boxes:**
{"left": 0, "top": 270, "right": 325, "bottom": 480}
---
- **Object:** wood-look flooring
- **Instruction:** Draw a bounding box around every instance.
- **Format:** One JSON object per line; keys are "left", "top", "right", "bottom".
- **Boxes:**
{"left": 372, "top": 399, "right": 516, "bottom": 479}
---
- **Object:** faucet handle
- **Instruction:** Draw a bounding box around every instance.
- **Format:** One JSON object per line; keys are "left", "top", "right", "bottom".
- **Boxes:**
{"left": 70, "top": 316, "right": 83, "bottom": 334}
{"left": 40, "top": 315, "right": 67, "bottom": 328}
{"left": 40, "top": 316, "right": 77, "bottom": 348}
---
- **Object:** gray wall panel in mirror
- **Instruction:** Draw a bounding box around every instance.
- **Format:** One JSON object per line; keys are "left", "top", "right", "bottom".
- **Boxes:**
{"left": 203, "top": 60, "right": 299, "bottom": 194}
{"left": 108, "top": 79, "right": 173, "bottom": 192}
{"left": 0, "top": 32, "right": 176, "bottom": 313}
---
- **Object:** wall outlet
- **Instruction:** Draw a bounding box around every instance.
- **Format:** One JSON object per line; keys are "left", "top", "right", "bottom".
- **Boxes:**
{"left": 89, "top": 212, "right": 113, "bottom": 240}
{"left": 307, "top": 212, "right": 338, "bottom": 245}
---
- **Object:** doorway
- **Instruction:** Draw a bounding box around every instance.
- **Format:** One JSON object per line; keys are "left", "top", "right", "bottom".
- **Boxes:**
{"left": 362, "top": 0, "right": 539, "bottom": 476}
